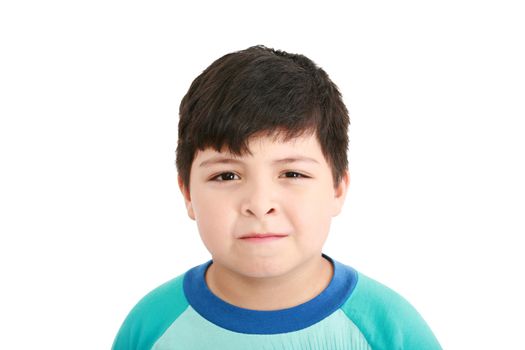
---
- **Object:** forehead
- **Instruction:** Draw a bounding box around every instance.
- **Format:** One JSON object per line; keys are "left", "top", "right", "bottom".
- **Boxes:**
{"left": 192, "top": 133, "right": 328, "bottom": 167}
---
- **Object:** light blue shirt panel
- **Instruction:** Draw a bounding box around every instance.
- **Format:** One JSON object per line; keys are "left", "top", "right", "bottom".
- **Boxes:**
{"left": 152, "top": 306, "right": 372, "bottom": 350}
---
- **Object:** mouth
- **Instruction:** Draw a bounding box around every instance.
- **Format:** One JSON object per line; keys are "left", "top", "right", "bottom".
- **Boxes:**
{"left": 239, "top": 233, "right": 289, "bottom": 242}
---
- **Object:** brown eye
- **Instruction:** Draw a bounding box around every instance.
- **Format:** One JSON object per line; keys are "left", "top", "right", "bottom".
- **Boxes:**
{"left": 213, "top": 172, "right": 239, "bottom": 181}
{"left": 283, "top": 172, "right": 306, "bottom": 178}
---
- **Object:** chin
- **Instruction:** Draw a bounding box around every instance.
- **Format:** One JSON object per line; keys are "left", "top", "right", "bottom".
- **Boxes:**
{"left": 235, "top": 259, "right": 293, "bottom": 279}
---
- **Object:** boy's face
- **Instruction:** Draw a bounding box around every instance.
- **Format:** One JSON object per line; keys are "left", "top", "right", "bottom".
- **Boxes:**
{"left": 179, "top": 133, "right": 349, "bottom": 279}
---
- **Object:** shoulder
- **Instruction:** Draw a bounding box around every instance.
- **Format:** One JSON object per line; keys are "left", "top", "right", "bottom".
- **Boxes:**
{"left": 340, "top": 271, "right": 442, "bottom": 350}
{"left": 112, "top": 273, "right": 190, "bottom": 350}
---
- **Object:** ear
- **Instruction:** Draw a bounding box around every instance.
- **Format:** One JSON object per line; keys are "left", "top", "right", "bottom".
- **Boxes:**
{"left": 332, "top": 170, "right": 350, "bottom": 217}
{"left": 178, "top": 175, "right": 195, "bottom": 220}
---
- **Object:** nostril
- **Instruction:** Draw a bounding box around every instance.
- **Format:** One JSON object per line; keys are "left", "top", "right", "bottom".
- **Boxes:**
{"left": 242, "top": 207, "right": 276, "bottom": 217}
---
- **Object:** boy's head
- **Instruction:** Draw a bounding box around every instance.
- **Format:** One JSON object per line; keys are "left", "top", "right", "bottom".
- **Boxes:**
{"left": 175, "top": 45, "right": 350, "bottom": 280}
{"left": 176, "top": 45, "right": 349, "bottom": 191}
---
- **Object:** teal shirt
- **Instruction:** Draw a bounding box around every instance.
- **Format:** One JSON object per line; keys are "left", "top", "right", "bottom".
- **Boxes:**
{"left": 113, "top": 255, "right": 441, "bottom": 349}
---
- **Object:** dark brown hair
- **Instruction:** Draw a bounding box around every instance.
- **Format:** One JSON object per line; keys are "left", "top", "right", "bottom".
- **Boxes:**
{"left": 176, "top": 45, "right": 349, "bottom": 189}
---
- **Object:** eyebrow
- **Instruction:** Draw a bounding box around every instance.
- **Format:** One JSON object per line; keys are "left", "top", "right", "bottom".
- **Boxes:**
{"left": 198, "top": 157, "right": 243, "bottom": 168}
{"left": 273, "top": 157, "right": 320, "bottom": 165}
{"left": 198, "top": 156, "right": 320, "bottom": 168}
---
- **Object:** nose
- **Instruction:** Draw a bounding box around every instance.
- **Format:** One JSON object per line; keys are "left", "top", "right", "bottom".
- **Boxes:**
{"left": 240, "top": 179, "right": 277, "bottom": 218}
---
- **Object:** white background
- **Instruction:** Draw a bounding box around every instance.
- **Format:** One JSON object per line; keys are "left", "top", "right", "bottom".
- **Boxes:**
{"left": 1, "top": 1, "right": 524, "bottom": 349}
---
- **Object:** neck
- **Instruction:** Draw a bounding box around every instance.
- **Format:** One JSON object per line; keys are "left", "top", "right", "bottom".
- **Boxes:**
{"left": 205, "top": 255, "right": 333, "bottom": 310}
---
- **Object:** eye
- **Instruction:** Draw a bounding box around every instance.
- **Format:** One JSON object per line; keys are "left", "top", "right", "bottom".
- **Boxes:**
{"left": 211, "top": 172, "right": 240, "bottom": 181}
{"left": 281, "top": 171, "right": 308, "bottom": 179}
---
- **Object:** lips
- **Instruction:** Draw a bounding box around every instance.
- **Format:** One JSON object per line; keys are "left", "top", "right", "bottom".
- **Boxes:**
{"left": 239, "top": 233, "right": 288, "bottom": 242}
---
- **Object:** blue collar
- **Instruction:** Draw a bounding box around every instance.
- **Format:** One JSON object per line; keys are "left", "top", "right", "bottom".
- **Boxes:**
{"left": 183, "top": 254, "right": 358, "bottom": 334}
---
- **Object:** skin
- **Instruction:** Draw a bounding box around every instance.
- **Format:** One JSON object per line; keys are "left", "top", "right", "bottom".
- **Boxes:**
{"left": 178, "top": 133, "right": 350, "bottom": 310}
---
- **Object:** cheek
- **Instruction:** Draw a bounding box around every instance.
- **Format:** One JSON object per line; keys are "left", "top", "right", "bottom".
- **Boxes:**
{"left": 192, "top": 188, "right": 232, "bottom": 220}
{"left": 295, "top": 184, "right": 335, "bottom": 215}
{"left": 193, "top": 192, "right": 236, "bottom": 248}
{"left": 287, "top": 186, "right": 334, "bottom": 239}
{"left": 289, "top": 196, "right": 332, "bottom": 229}
{"left": 195, "top": 206, "right": 225, "bottom": 231}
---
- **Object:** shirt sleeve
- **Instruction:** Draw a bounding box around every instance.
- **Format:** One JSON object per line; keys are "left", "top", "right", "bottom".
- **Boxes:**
{"left": 341, "top": 272, "right": 442, "bottom": 350}
{"left": 112, "top": 274, "right": 189, "bottom": 350}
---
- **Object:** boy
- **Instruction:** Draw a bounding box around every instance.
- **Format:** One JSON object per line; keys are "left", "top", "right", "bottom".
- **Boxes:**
{"left": 113, "top": 45, "right": 441, "bottom": 349}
